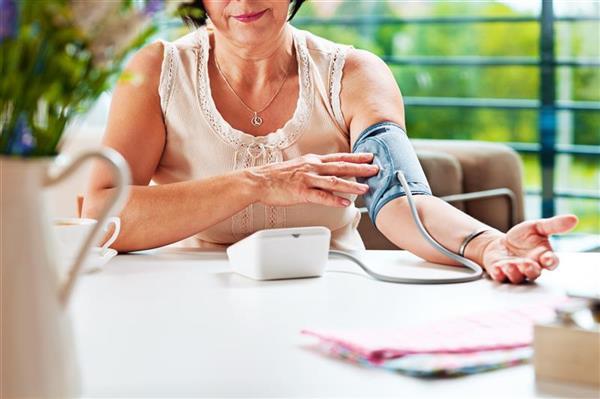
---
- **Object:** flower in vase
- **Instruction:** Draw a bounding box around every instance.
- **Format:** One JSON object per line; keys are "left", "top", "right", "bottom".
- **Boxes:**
{"left": 1, "top": 0, "right": 177, "bottom": 156}
{"left": 145, "top": 0, "right": 164, "bottom": 16}
{"left": 7, "top": 115, "right": 36, "bottom": 156}
{"left": 0, "top": 0, "right": 17, "bottom": 42}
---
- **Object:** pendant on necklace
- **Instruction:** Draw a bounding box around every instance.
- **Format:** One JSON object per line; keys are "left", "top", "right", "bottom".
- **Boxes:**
{"left": 251, "top": 112, "right": 263, "bottom": 127}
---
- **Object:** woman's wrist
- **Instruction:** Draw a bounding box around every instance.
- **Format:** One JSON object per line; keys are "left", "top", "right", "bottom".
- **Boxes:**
{"left": 463, "top": 229, "right": 504, "bottom": 265}
{"left": 237, "top": 168, "right": 264, "bottom": 205}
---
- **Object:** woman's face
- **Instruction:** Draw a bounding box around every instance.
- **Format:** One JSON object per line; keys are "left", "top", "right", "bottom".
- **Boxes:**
{"left": 204, "top": 0, "right": 290, "bottom": 46}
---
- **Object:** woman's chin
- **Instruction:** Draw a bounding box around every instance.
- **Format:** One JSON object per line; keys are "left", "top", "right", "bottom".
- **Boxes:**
{"left": 228, "top": 27, "right": 283, "bottom": 48}
{"left": 223, "top": 14, "right": 287, "bottom": 45}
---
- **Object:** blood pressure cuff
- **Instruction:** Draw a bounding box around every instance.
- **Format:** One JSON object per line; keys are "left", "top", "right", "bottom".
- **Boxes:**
{"left": 352, "top": 121, "right": 432, "bottom": 223}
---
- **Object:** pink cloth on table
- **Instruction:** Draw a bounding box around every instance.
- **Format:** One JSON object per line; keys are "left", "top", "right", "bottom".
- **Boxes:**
{"left": 302, "top": 301, "right": 562, "bottom": 364}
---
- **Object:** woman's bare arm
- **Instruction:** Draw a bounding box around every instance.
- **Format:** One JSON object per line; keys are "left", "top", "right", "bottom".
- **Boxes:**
{"left": 339, "top": 49, "right": 579, "bottom": 284}
{"left": 83, "top": 43, "right": 262, "bottom": 251}
{"left": 339, "top": 49, "right": 504, "bottom": 267}
{"left": 84, "top": 44, "right": 378, "bottom": 252}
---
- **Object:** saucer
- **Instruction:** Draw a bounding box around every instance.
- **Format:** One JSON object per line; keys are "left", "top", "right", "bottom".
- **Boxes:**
{"left": 83, "top": 247, "right": 118, "bottom": 273}
{"left": 55, "top": 247, "right": 118, "bottom": 277}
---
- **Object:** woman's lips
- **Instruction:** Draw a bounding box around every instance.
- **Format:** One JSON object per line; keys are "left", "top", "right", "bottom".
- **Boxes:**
{"left": 233, "top": 9, "right": 268, "bottom": 23}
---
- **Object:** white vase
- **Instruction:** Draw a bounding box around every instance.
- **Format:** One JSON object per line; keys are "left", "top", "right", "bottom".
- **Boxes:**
{"left": 0, "top": 149, "right": 130, "bottom": 398}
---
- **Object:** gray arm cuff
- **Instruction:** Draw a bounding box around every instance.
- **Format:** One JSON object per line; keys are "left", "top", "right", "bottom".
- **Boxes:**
{"left": 352, "top": 122, "right": 432, "bottom": 223}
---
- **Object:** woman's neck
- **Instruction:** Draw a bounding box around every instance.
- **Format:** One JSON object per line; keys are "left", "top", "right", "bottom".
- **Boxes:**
{"left": 210, "top": 24, "right": 295, "bottom": 89}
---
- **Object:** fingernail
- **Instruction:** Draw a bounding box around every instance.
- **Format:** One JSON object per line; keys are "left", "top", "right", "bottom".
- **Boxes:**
{"left": 545, "top": 258, "right": 556, "bottom": 270}
{"left": 502, "top": 265, "right": 513, "bottom": 275}
{"left": 341, "top": 199, "right": 351, "bottom": 206}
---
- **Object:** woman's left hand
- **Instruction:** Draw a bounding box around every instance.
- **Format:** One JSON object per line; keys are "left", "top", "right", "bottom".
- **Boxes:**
{"left": 481, "top": 215, "right": 579, "bottom": 284}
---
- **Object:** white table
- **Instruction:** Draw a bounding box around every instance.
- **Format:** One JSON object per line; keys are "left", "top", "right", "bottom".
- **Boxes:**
{"left": 71, "top": 250, "right": 600, "bottom": 397}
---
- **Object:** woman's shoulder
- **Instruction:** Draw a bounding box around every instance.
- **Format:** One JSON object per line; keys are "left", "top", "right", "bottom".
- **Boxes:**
{"left": 297, "top": 27, "right": 352, "bottom": 56}
{"left": 298, "top": 28, "right": 386, "bottom": 77}
{"left": 121, "top": 30, "right": 203, "bottom": 110}
{"left": 340, "top": 48, "right": 405, "bottom": 133}
{"left": 343, "top": 48, "right": 389, "bottom": 79}
{"left": 123, "top": 42, "right": 164, "bottom": 87}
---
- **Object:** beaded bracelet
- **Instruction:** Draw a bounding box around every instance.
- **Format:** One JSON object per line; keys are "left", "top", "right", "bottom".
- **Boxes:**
{"left": 458, "top": 229, "right": 490, "bottom": 257}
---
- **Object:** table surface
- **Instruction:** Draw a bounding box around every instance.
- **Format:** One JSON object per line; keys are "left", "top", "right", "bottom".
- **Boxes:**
{"left": 71, "top": 250, "right": 600, "bottom": 398}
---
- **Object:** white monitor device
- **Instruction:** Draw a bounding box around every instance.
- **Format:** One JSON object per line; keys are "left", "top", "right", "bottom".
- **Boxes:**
{"left": 225, "top": 171, "right": 483, "bottom": 285}
{"left": 226, "top": 226, "right": 331, "bottom": 280}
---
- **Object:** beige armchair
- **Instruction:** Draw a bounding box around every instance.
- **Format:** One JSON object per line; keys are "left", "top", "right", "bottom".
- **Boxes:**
{"left": 357, "top": 139, "right": 525, "bottom": 250}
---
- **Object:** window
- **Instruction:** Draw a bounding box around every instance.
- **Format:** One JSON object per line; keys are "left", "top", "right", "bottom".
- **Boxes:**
{"left": 293, "top": 0, "right": 599, "bottom": 233}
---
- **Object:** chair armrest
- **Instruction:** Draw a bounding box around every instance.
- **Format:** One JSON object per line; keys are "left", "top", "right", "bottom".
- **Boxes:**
{"left": 413, "top": 139, "right": 525, "bottom": 231}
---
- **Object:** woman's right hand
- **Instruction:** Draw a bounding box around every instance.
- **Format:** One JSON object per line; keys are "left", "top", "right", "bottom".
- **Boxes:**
{"left": 247, "top": 152, "right": 379, "bottom": 208}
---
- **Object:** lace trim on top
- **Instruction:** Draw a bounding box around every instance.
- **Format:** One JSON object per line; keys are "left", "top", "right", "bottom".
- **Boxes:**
{"left": 195, "top": 26, "right": 312, "bottom": 239}
{"left": 195, "top": 26, "right": 313, "bottom": 151}
{"left": 329, "top": 46, "right": 350, "bottom": 132}
{"left": 158, "top": 40, "right": 177, "bottom": 112}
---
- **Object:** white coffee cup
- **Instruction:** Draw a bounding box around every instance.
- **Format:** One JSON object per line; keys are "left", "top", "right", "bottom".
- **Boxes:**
{"left": 52, "top": 217, "right": 120, "bottom": 262}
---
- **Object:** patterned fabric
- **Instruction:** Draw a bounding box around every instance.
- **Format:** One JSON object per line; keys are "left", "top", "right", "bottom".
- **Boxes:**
{"left": 302, "top": 299, "right": 565, "bottom": 377}
{"left": 315, "top": 340, "right": 532, "bottom": 377}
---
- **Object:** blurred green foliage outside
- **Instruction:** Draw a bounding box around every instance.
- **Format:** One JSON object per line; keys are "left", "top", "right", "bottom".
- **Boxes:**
{"left": 292, "top": 0, "right": 599, "bottom": 233}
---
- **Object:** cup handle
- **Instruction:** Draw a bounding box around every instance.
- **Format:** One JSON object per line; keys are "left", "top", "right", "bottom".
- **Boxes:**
{"left": 100, "top": 217, "right": 121, "bottom": 254}
{"left": 45, "top": 148, "right": 130, "bottom": 306}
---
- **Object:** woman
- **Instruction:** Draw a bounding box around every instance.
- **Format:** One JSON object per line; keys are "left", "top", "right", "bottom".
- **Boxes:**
{"left": 84, "top": 0, "right": 578, "bottom": 284}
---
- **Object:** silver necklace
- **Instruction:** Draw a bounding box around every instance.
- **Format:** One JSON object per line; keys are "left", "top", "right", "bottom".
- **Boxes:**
{"left": 214, "top": 56, "right": 290, "bottom": 127}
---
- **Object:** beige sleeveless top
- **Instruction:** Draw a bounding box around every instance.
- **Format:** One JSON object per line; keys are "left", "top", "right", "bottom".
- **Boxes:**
{"left": 154, "top": 25, "right": 365, "bottom": 250}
